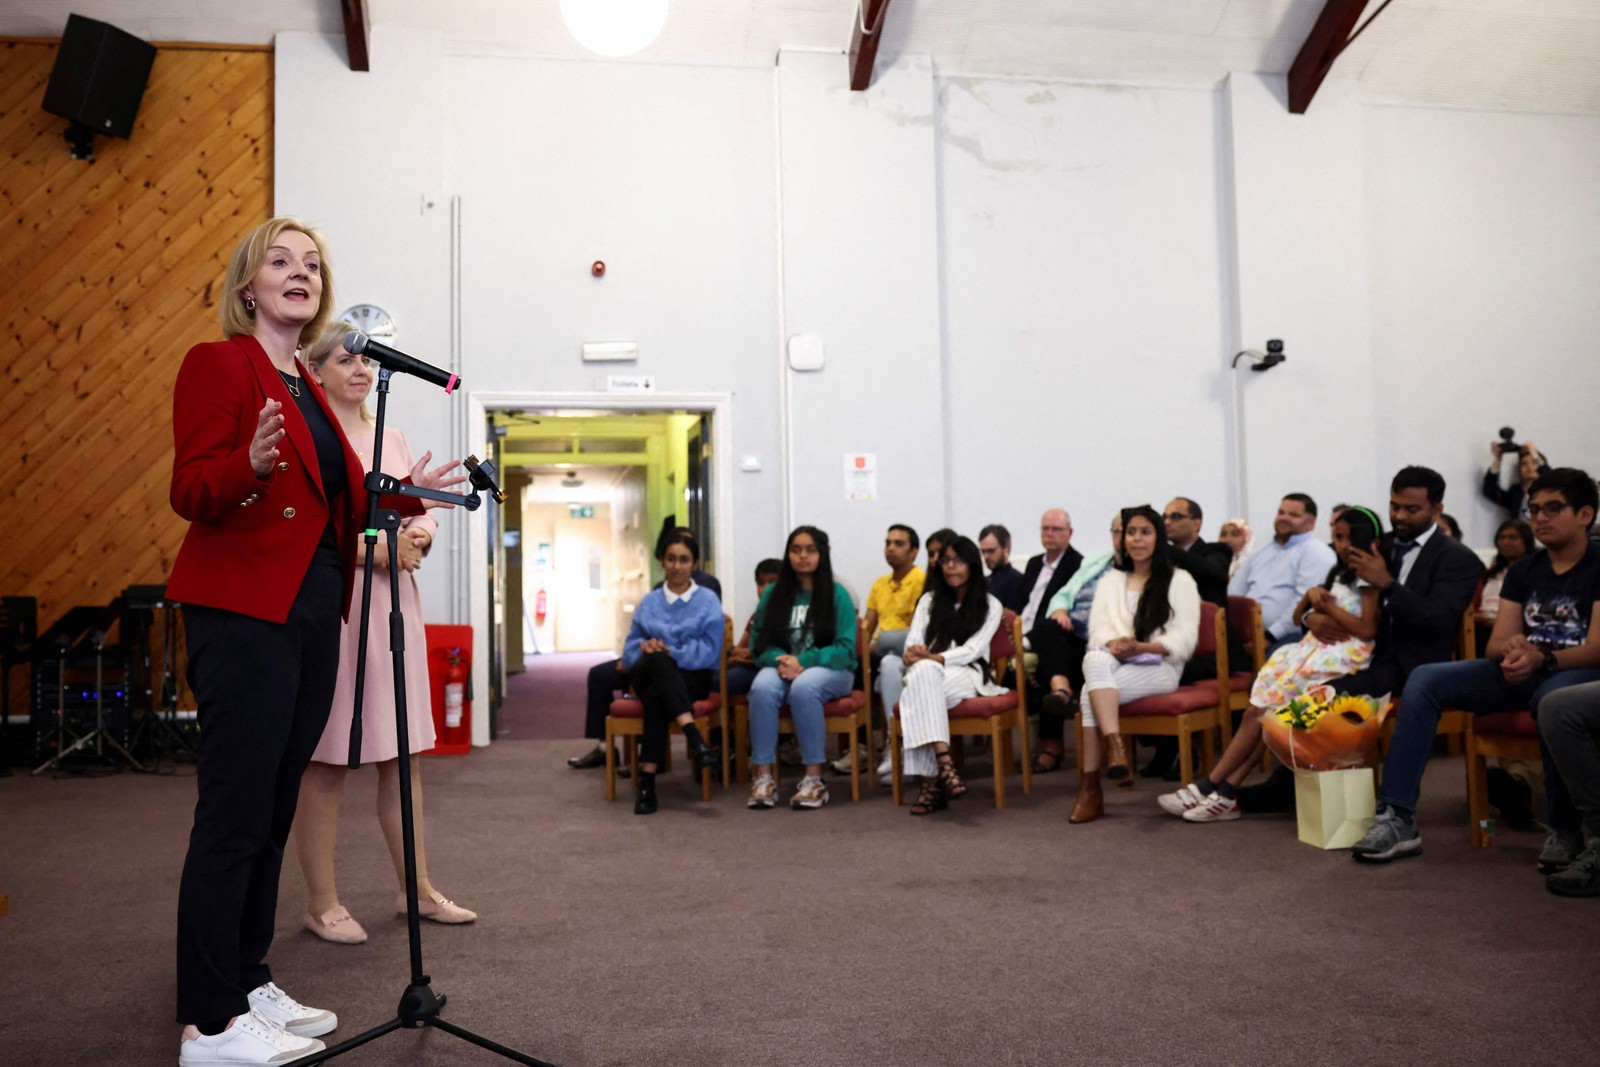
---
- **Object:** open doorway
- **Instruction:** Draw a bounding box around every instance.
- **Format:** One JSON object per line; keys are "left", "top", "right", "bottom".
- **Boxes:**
{"left": 478, "top": 404, "right": 729, "bottom": 737}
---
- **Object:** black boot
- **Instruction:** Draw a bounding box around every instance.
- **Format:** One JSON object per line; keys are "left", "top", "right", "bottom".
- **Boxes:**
{"left": 634, "top": 772, "right": 659, "bottom": 815}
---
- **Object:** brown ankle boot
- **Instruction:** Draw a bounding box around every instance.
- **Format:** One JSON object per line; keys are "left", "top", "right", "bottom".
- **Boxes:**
{"left": 1069, "top": 770, "right": 1103, "bottom": 823}
{"left": 1103, "top": 733, "right": 1132, "bottom": 782}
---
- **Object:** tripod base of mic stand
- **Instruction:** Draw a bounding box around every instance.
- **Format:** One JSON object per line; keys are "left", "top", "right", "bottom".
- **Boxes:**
{"left": 298, "top": 977, "right": 558, "bottom": 1067}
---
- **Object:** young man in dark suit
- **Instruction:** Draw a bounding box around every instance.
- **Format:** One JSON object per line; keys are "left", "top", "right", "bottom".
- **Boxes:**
{"left": 1239, "top": 466, "right": 1484, "bottom": 814}
{"left": 979, "top": 523, "right": 1028, "bottom": 613}
{"left": 1356, "top": 468, "right": 1600, "bottom": 865}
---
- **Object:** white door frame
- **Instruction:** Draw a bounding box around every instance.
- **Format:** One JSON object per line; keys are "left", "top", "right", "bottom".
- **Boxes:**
{"left": 463, "top": 390, "right": 735, "bottom": 746}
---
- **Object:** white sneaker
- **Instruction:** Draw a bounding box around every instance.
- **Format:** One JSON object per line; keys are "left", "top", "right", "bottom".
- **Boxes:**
{"left": 1182, "top": 791, "right": 1241, "bottom": 823}
{"left": 748, "top": 773, "right": 777, "bottom": 809}
{"left": 179, "top": 1009, "right": 324, "bottom": 1066}
{"left": 876, "top": 751, "right": 894, "bottom": 777}
{"left": 829, "top": 743, "right": 868, "bottom": 775}
{"left": 247, "top": 982, "right": 337, "bottom": 1039}
{"left": 1157, "top": 783, "right": 1208, "bottom": 817}
{"left": 790, "top": 775, "right": 829, "bottom": 810}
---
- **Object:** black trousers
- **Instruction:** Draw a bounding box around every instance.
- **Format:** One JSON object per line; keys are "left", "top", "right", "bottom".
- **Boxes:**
{"left": 584, "top": 658, "right": 625, "bottom": 741}
{"left": 1030, "top": 621, "right": 1086, "bottom": 743}
{"left": 175, "top": 561, "right": 342, "bottom": 1024}
{"left": 631, "top": 651, "right": 712, "bottom": 767}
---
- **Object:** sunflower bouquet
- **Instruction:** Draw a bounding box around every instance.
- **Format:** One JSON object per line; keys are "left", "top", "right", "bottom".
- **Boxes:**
{"left": 1260, "top": 684, "right": 1393, "bottom": 771}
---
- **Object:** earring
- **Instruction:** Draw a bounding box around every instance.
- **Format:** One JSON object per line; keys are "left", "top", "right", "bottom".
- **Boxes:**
{"left": 244, "top": 296, "right": 256, "bottom": 313}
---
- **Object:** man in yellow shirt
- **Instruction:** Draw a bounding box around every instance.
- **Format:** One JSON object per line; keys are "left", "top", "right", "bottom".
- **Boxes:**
{"left": 855, "top": 524, "right": 924, "bottom": 780}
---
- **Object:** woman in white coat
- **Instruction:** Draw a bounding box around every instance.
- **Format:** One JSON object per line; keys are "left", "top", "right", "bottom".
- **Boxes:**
{"left": 1071, "top": 505, "right": 1201, "bottom": 824}
{"left": 897, "top": 535, "right": 1007, "bottom": 815}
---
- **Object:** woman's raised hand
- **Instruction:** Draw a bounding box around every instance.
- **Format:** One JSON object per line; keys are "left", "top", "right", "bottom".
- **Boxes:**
{"left": 408, "top": 451, "right": 469, "bottom": 508}
{"left": 249, "top": 400, "right": 286, "bottom": 477}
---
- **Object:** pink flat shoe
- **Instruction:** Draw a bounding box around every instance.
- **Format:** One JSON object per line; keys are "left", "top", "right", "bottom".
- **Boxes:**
{"left": 399, "top": 891, "right": 477, "bottom": 925}
{"left": 303, "top": 905, "right": 368, "bottom": 945}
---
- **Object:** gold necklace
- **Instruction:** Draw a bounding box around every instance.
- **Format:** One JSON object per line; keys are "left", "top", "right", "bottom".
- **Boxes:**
{"left": 278, "top": 370, "right": 302, "bottom": 398}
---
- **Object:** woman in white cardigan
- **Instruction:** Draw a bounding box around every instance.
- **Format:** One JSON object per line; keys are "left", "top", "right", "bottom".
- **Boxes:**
{"left": 897, "top": 536, "right": 1006, "bottom": 815}
{"left": 1070, "top": 505, "right": 1201, "bottom": 824}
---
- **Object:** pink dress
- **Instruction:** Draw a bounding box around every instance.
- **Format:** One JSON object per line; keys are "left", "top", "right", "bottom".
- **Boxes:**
{"left": 311, "top": 425, "right": 438, "bottom": 764}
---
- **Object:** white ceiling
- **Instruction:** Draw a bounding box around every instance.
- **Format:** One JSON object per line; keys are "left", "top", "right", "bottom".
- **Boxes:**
{"left": 6, "top": 0, "right": 1600, "bottom": 115}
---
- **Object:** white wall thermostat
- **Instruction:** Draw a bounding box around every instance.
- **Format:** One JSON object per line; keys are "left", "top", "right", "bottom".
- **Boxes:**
{"left": 787, "top": 334, "right": 825, "bottom": 372}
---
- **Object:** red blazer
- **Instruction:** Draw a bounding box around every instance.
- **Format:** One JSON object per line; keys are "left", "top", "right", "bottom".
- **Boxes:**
{"left": 167, "top": 334, "right": 423, "bottom": 623}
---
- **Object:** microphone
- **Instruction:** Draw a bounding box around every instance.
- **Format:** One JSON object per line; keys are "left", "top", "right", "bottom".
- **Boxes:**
{"left": 343, "top": 330, "right": 460, "bottom": 394}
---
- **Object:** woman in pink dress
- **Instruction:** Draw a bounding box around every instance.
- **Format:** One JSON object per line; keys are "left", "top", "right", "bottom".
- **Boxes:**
{"left": 292, "top": 324, "right": 476, "bottom": 944}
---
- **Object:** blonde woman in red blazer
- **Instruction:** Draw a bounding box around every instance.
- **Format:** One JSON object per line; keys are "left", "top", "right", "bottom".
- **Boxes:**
{"left": 169, "top": 217, "right": 459, "bottom": 1067}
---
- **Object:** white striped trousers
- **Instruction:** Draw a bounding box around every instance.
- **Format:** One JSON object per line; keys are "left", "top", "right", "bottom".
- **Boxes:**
{"left": 899, "top": 659, "right": 983, "bottom": 778}
{"left": 1079, "top": 648, "right": 1180, "bottom": 728}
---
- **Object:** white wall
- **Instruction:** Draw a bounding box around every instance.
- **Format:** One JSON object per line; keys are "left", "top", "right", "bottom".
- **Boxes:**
{"left": 777, "top": 51, "right": 946, "bottom": 604}
{"left": 1364, "top": 103, "right": 1600, "bottom": 545}
{"left": 939, "top": 76, "right": 1231, "bottom": 561}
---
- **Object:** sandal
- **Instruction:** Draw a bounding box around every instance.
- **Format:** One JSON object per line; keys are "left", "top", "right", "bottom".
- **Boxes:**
{"left": 1031, "top": 748, "right": 1065, "bottom": 774}
{"left": 937, "top": 753, "right": 968, "bottom": 799}
{"left": 910, "top": 777, "right": 948, "bottom": 816}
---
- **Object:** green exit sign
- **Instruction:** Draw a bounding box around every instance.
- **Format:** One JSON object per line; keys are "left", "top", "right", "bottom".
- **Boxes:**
{"left": 567, "top": 504, "right": 595, "bottom": 519}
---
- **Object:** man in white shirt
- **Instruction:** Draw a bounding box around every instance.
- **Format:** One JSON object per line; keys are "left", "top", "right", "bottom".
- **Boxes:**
{"left": 1227, "top": 494, "right": 1336, "bottom": 652}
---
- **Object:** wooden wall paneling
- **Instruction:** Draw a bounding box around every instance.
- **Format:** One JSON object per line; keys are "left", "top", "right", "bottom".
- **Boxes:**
{"left": 0, "top": 41, "right": 273, "bottom": 644}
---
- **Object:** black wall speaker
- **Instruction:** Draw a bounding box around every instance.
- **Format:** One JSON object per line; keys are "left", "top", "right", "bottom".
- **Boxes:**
{"left": 41, "top": 14, "right": 157, "bottom": 156}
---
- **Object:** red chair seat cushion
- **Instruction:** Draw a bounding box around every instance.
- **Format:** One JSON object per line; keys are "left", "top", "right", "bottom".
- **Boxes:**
{"left": 821, "top": 691, "right": 867, "bottom": 718}
{"left": 1476, "top": 711, "right": 1536, "bottom": 736}
{"left": 947, "top": 692, "right": 1019, "bottom": 720}
{"left": 1230, "top": 672, "right": 1254, "bottom": 692}
{"left": 1121, "top": 684, "right": 1219, "bottom": 718}
{"left": 609, "top": 692, "right": 722, "bottom": 720}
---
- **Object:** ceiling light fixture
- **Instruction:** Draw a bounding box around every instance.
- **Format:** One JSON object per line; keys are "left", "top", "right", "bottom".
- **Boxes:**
{"left": 559, "top": 0, "right": 669, "bottom": 58}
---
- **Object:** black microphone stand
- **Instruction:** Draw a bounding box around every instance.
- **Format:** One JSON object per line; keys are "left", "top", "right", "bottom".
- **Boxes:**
{"left": 301, "top": 366, "right": 555, "bottom": 1067}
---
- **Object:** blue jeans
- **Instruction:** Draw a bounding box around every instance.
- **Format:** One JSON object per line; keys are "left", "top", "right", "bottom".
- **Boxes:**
{"left": 748, "top": 666, "right": 854, "bottom": 767}
{"left": 1379, "top": 659, "right": 1600, "bottom": 831}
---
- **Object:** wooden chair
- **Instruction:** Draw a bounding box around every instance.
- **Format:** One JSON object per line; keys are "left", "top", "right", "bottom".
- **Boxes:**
{"left": 603, "top": 615, "right": 732, "bottom": 803}
{"left": 1225, "top": 596, "right": 1266, "bottom": 714}
{"left": 889, "top": 610, "right": 1032, "bottom": 810}
{"left": 1096, "top": 602, "right": 1232, "bottom": 788}
{"left": 736, "top": 621, "right": 875, "bottom": 801}
{"left": 1463, "top": 711, "right": 1540, "bottom": 847}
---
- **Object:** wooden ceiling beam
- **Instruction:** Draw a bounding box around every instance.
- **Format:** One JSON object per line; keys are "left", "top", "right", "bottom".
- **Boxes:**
{"left": 1287, "top": 0, "right": 1370, "bottom": 113}
{"left": 340, "top": 0, "right": 370, "bottom": 72}
{"left": 848, "top": 0, "right": 892, "bottom": 91}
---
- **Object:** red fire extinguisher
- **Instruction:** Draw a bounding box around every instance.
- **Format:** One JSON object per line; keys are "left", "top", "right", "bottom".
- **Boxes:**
{"left": 444, "top": 647, "right": 467, "bottom": 730}
{"left": 535, "top": 587, "right": 548, "bottom": 624}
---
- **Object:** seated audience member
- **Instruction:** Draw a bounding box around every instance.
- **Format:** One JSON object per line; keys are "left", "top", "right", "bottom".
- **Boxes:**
{"left": 1483, "top": 438, "right": 1549, "bottom": 520}
{"left": 1356, "top": 468, "right": 1600, "bottom": 865}
{"left": 1164, "top": 497, "right": 1232, "bottom": 606}
{"left": 1069, "top": 505, "right": 1201, "bottom": 825}
{"left": 1243, "top": 468, "right": 1483, "bottom": 814}
{"left": 980, "top": 523, "right": 1028, "bottom": 613}
{"left": 1219, "top": 517, "right": 1255, "bottom": 579}
{"left": 1020, "top": 508, "right": 1084, "bottom": 650}
{"left": 1143, "top": 496, "right": 1237, "bottom": 777}
{"left": 1158, "top": 506, "right": 1385, "bottom": 822}
{"left": 862, "top": 525, "right": 925, "bottom": 776}
{"left": 897, "top": 536, "right": 1006, "bottom": 815}
{"left": 727, "top": 558, "right": 783, "bottom": 698}
{"left": 1228, "top": 494, "right": 1336, "bottom": 654}
{"left": 925, "top": 528, "right": 957, "bottom": 574}
{"left": 619, "top": 532, "right": 726, "bottom": 815}
{"left": 1475, "top": 519, "right": 1534, "bottom": 656}
{"left": 1538, "top": 680, "right": 1600, "bottom": 895}
{"left": 746, "top": 526, "right": 860, "bottom": 811}
{"left": 1031, "top": 513, "right": 1121, "bottom": 774}
{"left": 568, "top": 530, "right": 720, "bottom": 770}
{"left": 1438, "top": 513, "right": 1463, "bottom": 541}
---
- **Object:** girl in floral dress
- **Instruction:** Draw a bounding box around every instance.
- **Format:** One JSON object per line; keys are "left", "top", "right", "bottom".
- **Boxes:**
{"left": 1157, "top": 506, "right": 1385, "bottom": 822}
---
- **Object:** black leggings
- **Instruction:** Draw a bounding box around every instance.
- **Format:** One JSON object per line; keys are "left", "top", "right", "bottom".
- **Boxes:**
{"left": 175, "top": 562, "right": 342, "bottom": 1024}
{"left": 1030, "top": 622, "right": 1086, "bottom": 743}
{"left": 631, "top": 651, "right": 712, "bottom": 767}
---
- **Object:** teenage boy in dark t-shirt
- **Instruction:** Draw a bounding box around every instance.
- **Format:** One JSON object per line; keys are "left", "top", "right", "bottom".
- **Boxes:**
{"left": 1355, "top": 468, "right": 1600, "bottom": 865}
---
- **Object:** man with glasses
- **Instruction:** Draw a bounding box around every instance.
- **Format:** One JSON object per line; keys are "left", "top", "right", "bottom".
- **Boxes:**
{"left": 1163, "top": 497, "right": 1232, "bottom": 606}
{"left": 1355, "top": 468, "right": 1600, "bottom": 865}
{"left": 979, "top": 524, "right": 1027, "bottom": 613}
